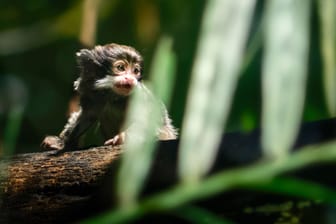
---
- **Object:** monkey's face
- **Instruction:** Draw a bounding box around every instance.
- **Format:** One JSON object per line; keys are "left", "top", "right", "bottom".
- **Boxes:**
{"left": 85, "top": 44, "right": 143, "bottom": 96}
{"left": 109, "top": 59, "right": 142, "bottom": 96}
{"left": 94, "top": 60, "right": 142, "bottom": 96}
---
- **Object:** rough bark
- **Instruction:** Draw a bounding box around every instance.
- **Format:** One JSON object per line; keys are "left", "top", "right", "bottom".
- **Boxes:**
{"left": 0, "top": 146, "right": 123, "bottom": 223}
{"left": 1, "top": 118, "right": 336, "bottom": 223}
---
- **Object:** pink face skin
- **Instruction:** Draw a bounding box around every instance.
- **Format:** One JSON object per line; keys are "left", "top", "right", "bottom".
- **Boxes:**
{"left": 111, "top": 60, "right": 141, "bottom": 96}
{"left": 94, "top": 59, "right": 142, "bottom": 96}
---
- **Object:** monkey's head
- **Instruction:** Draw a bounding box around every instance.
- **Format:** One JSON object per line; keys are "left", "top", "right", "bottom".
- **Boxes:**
{"left": 76, "top": 43, "right": 143, "bottom": 96}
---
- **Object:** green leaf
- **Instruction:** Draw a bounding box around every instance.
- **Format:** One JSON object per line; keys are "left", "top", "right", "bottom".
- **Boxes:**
{"left": 178, "top": 0, "right": 256, "bottom": 183}
{"left": 318, "top": 0, "right": 336, "bottom": 116}
{"left": 3, "top": 107, "right": 24, "bottom": 155}
{"left": 244, "top": 177, "right": 336, "bottom": 202}
{"left": 262, "top": 0, "right": 311, "bottom": 158}
{"left": 174, "top": 205, "right": 234, "bottom": 224}
{"left": 149, "top": 37, "right": 176, "bottom": 105}
{"left": 116, "top": 37, "right": 176, "bottom": 208}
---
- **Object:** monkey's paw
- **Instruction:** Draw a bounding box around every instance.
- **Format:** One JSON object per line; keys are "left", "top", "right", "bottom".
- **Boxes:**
{"left": 104, "top": 132, "right": 125, "bottom": 146}
{"left": 41, "top": 136, "right": 64, "bottom": 150}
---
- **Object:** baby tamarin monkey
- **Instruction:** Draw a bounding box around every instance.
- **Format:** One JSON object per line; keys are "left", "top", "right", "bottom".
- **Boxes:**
{"left": 41, "top": 43, "right": 177, "bottom": 151}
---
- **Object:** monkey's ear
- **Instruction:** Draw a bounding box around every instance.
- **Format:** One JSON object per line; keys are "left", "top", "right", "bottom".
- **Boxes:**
{"left": 76, "top": 49, "right": 107, "bottom": 78}
{"left": 76, "top": 49, "right": 101, "bottom": 66}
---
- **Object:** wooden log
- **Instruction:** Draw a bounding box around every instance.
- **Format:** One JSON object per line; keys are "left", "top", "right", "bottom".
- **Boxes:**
{"left": 0, "top": 146, "right": 122, "bottom": 223}
{"left": 1, "top": 118, "right": 336, "bottom": 223}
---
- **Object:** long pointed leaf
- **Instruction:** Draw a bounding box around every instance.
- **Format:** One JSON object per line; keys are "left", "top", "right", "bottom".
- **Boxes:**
{"left": 116, "top": 37, "right": 176, "bottom": 207}
{"left": 179, "top": 0, "right": 256, "bottom": 183}
{"left": 262, "top": 0, "right": 311, "bottom": 158}
{"left": 318, "top": 0, "right": 336, "bottom": 116}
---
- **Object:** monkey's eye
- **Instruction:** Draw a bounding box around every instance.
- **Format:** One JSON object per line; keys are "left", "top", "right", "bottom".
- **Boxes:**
{"left": 116, "top": 64, "right": 125, "bottom": 71}
{"left": 134, "top": 68, "right": 140, "bottom": 75}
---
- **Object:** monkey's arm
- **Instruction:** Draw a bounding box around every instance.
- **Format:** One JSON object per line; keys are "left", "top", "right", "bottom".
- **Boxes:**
{"left": 41, "top": 108, "right": 98, "bottom": 151}
{"left": 104, "top": 108, "right": 177, "bottom": 147}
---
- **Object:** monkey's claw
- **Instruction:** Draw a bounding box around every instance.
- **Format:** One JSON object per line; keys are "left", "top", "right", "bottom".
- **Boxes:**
{"left": 41, "top": 136, "right": 64, "bottom": 150}
{"left": 104, "top": 132, "right": 125, "bottom": 146}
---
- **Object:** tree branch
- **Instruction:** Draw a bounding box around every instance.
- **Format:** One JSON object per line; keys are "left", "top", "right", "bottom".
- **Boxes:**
{"left": 0, "top": 146, "right": 122, "bottom": 223}
{"left": 1, "top": 118, "right": 336, "bottom": 223}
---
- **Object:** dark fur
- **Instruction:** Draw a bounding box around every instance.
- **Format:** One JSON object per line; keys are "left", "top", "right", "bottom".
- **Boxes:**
{"left": 41, "top": 43, "right": 177, "bottom": 151}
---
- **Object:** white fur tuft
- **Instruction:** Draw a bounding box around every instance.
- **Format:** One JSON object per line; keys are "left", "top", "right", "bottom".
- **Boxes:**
{"left": 94, "top": 76, "right": 116, "bottom": 89}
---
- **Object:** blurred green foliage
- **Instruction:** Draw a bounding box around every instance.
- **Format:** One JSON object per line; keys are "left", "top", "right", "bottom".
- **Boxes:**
{"left": 92, "top": 0, "right": 336, "bottom": 223}
{"left": 1, "top": 0, "right": 336, "bottom": 223}
{"left": 0, "top": 0, "right": 205, "bottom": 153}
{"left": 0, "top": 0, "right": 329, "bottom": 154}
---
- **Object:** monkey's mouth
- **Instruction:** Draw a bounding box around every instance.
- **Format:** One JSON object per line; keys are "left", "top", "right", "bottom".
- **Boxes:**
{"left": 113, "top": 83, "right": 134, "bottom": 95}
{"left": 115, "top": 83, "right": 132, "bottom": 89}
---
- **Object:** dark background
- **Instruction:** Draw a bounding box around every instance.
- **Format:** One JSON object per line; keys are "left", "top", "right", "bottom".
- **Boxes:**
{"left": 0, "top": 0, "right": 328, "bottom": 153}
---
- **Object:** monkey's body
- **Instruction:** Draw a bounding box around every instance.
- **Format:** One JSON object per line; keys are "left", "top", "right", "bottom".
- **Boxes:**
{"left": 99, "top": 96, "right": 128, "bottom": 138}
{"left": 42, "top": 43, "right": 177, "bottom": 151}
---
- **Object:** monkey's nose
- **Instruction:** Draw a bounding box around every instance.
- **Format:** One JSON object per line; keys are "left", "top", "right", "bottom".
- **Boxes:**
{"left": 124, "top": 75, "right": 135, "bottom": 84}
